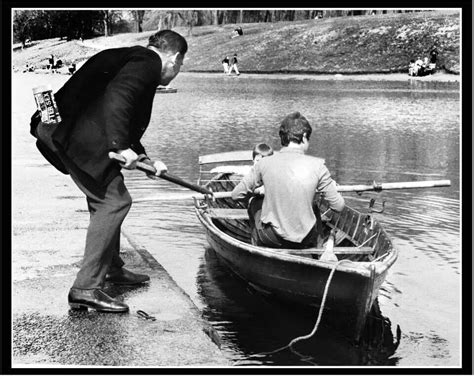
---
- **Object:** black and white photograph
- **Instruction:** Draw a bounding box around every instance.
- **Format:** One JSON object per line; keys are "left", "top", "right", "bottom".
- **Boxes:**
{"left": 5, "top": 4, "right": 470, "bottom": 374}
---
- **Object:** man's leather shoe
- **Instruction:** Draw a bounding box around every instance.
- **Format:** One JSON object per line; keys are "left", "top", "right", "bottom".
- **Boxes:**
{"left": 105, "top": 268, "right": 150, "bottom": 285}
{"left": 68, "top": 288, "right": 129, "bottom": 313}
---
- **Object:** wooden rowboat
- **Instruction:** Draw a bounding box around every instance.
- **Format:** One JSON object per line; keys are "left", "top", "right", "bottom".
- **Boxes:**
{"left": 194, "top": 150, "right": 398, "bottom": 341}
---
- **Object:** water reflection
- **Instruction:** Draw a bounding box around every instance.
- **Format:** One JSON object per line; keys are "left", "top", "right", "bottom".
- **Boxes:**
{"left": 197, "top": 248, "right": 400, "bottom": 366}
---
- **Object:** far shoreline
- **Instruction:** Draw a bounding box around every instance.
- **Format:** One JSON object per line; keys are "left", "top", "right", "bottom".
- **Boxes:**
{"left": 183, "top": 71, "right": 460, "bottom": 83}
{"left": 12, "top": 70, "right": 460, "bottom": 84}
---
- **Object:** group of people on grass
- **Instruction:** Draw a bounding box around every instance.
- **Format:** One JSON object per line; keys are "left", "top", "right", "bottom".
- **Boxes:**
{"left": 408, "top": 48, "right": 438, "bottom": 77}
{"left": 23, "top": 54, "right": 77, "bottom": 75}
{"left": 221, "top": 54, "right": 240, "bottom": 75}
{"left": 30, "top": 29, "right": 343, "bottom": 313}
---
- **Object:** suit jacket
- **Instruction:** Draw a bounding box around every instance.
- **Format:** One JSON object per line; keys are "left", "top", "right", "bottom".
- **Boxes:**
{"left": 40, "top": 46, "right": 162, "bottom": 189}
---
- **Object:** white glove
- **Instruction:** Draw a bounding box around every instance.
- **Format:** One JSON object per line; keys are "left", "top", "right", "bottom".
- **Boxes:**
{"left": 137, "top": 154, "right": 168, "bottom": 178}
{"left": 254, "top": 186, "right": 265, "bottom": 196}
{"left": 117, "top": 148, "right": 138, "bottom": 170}
{"left": 152, "top": 160, "right": 168, "bottom": 176}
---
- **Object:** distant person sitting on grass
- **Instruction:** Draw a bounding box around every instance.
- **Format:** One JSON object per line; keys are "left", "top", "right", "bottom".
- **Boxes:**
{"left": 231, "top": 26, "right": 243, "bottom": 38}
{"left": 430, "top": 46, "right": 438, "bottom": 71}
{"left": 23, "top": 63, "right": 35, "bottom": 73}
{"left": 68, "top": 62, "right": 77, "bottom": 75}
{"left": 414, "top": 57, "right": 424, "bottom": 76}
{"left": 408, "top": 59, "right": 416, "bottom": 76}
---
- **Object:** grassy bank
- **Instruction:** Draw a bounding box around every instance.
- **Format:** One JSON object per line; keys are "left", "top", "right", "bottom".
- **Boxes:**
{"left": 13, "top": 10, "right": 460, "bottom": 75}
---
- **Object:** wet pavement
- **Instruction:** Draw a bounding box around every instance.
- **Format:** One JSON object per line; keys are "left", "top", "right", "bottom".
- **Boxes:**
{"left": 11, "top": 111, "right": 230, "bottom": 367}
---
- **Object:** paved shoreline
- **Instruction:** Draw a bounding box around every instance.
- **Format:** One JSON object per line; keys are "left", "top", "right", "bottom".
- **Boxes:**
{"left": 11, "top": 73, "right": 230, "bottom": 367}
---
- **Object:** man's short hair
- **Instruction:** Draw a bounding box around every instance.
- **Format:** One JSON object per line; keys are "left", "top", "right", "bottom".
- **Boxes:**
{"left": 148, "top": 30, "right": 188, "bottom": 55}
{"left": 279, "top": 112, "right": 312, "bottom": 146}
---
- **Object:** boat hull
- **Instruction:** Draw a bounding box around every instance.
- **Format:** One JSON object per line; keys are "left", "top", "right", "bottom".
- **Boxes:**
{"left": 196, "top": 208, "right": 389, "bottom": 341}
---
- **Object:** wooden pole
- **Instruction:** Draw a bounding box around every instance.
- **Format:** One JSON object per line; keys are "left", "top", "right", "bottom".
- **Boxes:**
{"left": 108, "top": 152, "right": 213, "bottom": 195}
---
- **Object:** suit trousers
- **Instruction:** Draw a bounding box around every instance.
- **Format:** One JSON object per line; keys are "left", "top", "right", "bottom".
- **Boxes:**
{"left": 68, "top": 171, "right": 132, "bottom": 289}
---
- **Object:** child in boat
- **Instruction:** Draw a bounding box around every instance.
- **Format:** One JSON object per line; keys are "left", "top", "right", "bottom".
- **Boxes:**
{"left": 251, "top": 143, "right": 273, "bottom": 196}
{"left": 209, "top": 143, "right": 273, "bottom": 176}
{"left": 253, "top": 143, "right": 273, "bottom": 163}
{"left": 240, "top": 143, "right": 274, "bottom": 232}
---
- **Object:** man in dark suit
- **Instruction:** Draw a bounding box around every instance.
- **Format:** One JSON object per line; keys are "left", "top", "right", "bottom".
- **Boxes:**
{"left": 31, "top": 30, "right": 188, "bottom": 312}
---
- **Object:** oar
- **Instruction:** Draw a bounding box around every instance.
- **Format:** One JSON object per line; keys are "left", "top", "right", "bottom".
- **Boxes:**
{"left": 336, "top": 179, "right": 451, "bottom": 193}
{"left": 108, "top": 152, "right": 213, "bottom": 196}
{"left": 133, "top": 179, "right": 451, "bottom": 202}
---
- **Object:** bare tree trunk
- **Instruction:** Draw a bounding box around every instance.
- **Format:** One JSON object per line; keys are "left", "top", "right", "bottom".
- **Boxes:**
{"left": 158, "top": 15, "right": 163, "bottom": 30}
{"left": 239, "top": 10, "right": 243, "bottom": 24}
{"left": 264, "top": 10, "right": 271, "bottom": 22}
{"left": 134, "top": 10, "right": 145, "bottom": 33}
{"left": 171, "top": 12, "right": 177, "bottom": 28}
{"left": 212, "top": 10, "right": 218, "bottom": 25}
{"left": 103, "top": 11, "right": 109, "bottom": 37}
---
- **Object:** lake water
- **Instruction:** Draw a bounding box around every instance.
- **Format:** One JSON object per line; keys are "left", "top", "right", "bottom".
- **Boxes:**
{"left": 120, "top": 73, "right": 460, "bottom": 366}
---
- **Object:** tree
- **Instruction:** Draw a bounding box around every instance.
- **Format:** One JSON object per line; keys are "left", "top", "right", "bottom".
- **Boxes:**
{"left": 13, "top": 10, "right": 34, "bottom": 47}
{"left": 131, "top": 10, "right": 146, "bottom": 33}
{"left": 101, "top": 10, "right": 110, "bottom": 37}
{"left": 100, "top": 10, "right": 123, "bottom": 36}
{"left": 212, "top": 10, "right": 218, "bottom": 25}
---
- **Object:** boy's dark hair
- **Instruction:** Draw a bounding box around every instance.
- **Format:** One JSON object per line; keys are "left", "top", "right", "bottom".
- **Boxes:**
{"left": 252, "top": 143, "right": 274, "bottom": 159}
{"left": 279, "top": 112, "right": 312, "bottom": 146}
{"left": 148, "top": 30, "right": 188, "bottom": 55}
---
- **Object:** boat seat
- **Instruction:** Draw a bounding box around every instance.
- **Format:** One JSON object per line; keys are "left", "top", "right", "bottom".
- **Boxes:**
{"left": 207, "top": 208, "right": 249, "bottom": 220}
{"left": 207, "top": 208, "right": 375, "bottom": 257}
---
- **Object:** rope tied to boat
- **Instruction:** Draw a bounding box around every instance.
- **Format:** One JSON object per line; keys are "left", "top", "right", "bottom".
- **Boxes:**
{"left": 248, "top": 259, "right": 353, "bottom": 362}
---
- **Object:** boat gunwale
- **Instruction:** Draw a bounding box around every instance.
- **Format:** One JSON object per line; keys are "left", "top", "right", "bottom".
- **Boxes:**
{"left": 195, "top": 204, "right": 398, "bottom": 278}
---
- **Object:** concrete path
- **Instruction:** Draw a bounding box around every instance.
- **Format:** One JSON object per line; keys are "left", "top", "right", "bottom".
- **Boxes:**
{"left": 11, "top": 73, "right": 230, "bottom": 367}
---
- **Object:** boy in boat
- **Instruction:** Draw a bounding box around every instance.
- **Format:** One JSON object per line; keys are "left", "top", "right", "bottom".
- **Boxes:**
{"left": 248, "top": 142, "right": 273, "bottom": 196}
{"left": 209, "top": 142, "right": 273, "bottom": 177}
{"left": 245, "top": 143, "right": 273, "bottom": 230}
{"left": 231, "top": 112, "right": 345, "bottom": 248}
{"left": 252, "top": 142, "right": 273, "bottom": 163}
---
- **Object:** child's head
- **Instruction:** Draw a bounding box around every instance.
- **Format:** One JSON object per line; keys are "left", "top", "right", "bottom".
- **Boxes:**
{"left": 252, "top": 143, "right": 273, "bottom": 163}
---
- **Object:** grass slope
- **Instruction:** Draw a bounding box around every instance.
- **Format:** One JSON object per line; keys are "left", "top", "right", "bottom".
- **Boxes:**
{"left": 13, "top": 10, "right": 460, "bottom": 75}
